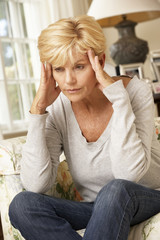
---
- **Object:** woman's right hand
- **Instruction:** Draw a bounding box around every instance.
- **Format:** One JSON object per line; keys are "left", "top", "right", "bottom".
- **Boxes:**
{"left": 30, "top": 63, "right": 61, "bottom": 114}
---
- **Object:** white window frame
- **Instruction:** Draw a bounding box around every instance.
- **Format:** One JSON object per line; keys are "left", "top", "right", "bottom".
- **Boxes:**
{"left": 0, "top": 0, "right": 44, "bottom": 136}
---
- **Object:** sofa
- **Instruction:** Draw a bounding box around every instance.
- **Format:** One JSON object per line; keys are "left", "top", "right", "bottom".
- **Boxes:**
{"left": 0, "top": 117, "right": 160, "bottom": 240}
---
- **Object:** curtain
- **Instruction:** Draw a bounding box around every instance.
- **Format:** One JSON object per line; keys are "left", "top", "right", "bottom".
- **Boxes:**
{"left": 41, "top": 0, "right": 90, "bottom": 24}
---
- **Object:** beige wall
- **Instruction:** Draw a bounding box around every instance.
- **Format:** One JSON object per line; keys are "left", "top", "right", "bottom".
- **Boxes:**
{"left": 103, "top": 17, "right": 160, "bottom": 80}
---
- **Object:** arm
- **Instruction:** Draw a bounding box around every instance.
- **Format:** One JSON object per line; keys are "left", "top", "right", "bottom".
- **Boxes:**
{"left": 30, "top": 63, "right": 61, "bottom": 114}
{"left": 21, "top": 63, "right": 62, "bottom": 193}
{"left": 88, "top": 50, "right": 154, "bottom": 182}
{"left": 103, "top": 79, "right": 154, "bottom": 182}
{"left": 21, "top": 111, "right": 63, "bottom": 193}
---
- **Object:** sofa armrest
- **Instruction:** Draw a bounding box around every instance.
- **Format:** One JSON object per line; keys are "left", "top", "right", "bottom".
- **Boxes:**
{"left": 0, "top": 136, "right": 26, "bottom": 176}
{"left": 0, "top": 175, "right": 24, "bottom": 240}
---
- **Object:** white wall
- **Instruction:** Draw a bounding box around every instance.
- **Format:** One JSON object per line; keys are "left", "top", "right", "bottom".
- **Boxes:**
{"left": 103, "top": 17, "right": 160, "bottom": 80}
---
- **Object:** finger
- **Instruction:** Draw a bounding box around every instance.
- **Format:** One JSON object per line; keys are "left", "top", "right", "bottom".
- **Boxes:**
{"left": 95, "top": 56, "right": 111, "bottom": 78}
{"left": 95, "top": 56, "right": 102, "bottom": 71}
{"left": 95, "top": 56, "right": 114, "bottom": 88}
{"left": 45, "top": 62, "right": 52, "bottom": 79}
{"left": 41, "top": 62, "right": 46, "bottom": 82}
{"left": 94, "top": 56, "right": 105, "bottom": 78}
{"left": 87, "top": 49, "right": 96, "bottom": 71}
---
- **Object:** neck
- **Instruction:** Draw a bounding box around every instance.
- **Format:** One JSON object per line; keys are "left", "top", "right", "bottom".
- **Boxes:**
{"left": 72, "top": 88, "right": 110, "bottom": 113}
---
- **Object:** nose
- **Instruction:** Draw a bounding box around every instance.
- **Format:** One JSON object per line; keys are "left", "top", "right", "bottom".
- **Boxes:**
{"left": 65, "top": 70, "right": 76, "bottom": 85}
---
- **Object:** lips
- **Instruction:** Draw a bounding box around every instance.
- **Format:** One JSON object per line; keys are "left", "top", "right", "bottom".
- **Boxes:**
{"left": 66, "top": 88, "right": 81, "bottom": 93}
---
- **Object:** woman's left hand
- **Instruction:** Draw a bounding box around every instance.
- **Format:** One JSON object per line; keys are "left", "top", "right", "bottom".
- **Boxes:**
{"left": 87, "top": 49, "right": 115, "bottom": 91}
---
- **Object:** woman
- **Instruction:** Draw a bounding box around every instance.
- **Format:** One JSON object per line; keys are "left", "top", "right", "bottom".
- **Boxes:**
{"left": 9, "top": 15, "right": 160, "bottom": 240}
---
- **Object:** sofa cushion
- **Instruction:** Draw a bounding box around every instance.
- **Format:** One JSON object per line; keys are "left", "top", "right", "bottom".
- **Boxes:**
{"left": 46, "top": 160, "right": 83, "bottom": 201}
{"left": 155, "top": 117, "right": 160, "bottom": 140}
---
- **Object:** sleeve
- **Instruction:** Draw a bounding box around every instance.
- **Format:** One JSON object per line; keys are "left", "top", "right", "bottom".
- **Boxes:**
{"left": 103, "top": 79, "right": 154, "bottom": 182}
{"left": 20, "top": 109, "right": 63, "bottom": 193}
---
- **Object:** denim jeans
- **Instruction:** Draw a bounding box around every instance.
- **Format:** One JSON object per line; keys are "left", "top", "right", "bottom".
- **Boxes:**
{"left": 9, "top": 179, "right": 160, "bottom": 240}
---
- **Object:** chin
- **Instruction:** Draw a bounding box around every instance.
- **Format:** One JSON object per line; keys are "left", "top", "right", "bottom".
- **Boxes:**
{"left": 67, "top": 96, "right": 83, "bottom": 103}
{"left": 63, "top": 92, "right": 84, "bottom": 102}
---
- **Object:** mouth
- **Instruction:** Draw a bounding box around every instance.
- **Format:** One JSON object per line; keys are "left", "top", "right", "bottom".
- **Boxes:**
{"left": 65, "top": 88, "right": 81, "bottom": 94}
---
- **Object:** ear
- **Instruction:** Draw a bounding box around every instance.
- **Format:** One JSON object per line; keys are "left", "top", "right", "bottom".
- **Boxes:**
{"left": 99, "top": 53, "right": 105, "bottom": 69}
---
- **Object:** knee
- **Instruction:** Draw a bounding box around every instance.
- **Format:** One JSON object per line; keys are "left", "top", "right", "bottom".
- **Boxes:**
{"left": 95, "top": 179, "right": 134, "bottom": 208}
{"left": 9, "top": 191, "right": 36, "bottom": 227}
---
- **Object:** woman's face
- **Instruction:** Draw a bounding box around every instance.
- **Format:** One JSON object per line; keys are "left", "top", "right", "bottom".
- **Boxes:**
{"left": 52, "top": 51, "right": 102, "bottom": 102}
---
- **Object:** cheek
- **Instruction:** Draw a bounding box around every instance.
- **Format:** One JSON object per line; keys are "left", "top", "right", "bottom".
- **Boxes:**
{"left": 80, "top": 68, "right": 96, "bottom": 81}
{"left": 85, "top": 70, "right": 97, "bottom": 85}
{"left": 52, "top": 72, "right": 63, "bottom": 86}
{"left": 87, "top": 67, "right": 96, "bottom": 79}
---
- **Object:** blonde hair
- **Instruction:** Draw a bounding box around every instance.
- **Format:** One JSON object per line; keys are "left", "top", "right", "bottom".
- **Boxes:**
{"left": 38, "top": 15, "right": 106, "bottom": 67}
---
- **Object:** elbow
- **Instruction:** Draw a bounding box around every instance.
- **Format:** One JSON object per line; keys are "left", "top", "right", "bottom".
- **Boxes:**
{"left": 20, "top": 174, "right": 52, "bottom": 194}
{"left": 112, "top": 156, "right": 150, "bottom": 183}
{"left": 113, "top": 172, "right": 140, "bottom": 183}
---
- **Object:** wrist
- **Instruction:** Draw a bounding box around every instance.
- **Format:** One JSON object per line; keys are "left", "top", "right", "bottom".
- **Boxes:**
{"left": 30, "top": 104, "right": 46, "bottom": 115}
{"left": 102, "top": 74, "right": 115, "bottom": 89}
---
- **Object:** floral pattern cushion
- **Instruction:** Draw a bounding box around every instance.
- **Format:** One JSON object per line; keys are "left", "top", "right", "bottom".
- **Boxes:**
{"left": 0, "top": 175, "right": 25, "bottom": 240}
{"left": 53, "top": 160, "right": 83, "bottom": 201}
{"left": 0, "top": 117, "right": 160, "bottom": 240}
{"left": 155, "top": 117, "right": 160, "bottom": 140}
{"left": 0, "top": 137, "right": 26, "bottom": 175}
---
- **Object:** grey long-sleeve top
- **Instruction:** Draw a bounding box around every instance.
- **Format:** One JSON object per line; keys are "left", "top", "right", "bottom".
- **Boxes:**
{"left": 21, "top": 76, "right": 160, "bottom": 202}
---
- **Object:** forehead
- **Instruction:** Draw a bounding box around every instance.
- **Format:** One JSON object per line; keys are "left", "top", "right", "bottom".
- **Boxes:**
{"left": 51, "top": 45, "right": 89, "bottom": 68}
{"left": 58, "top": 50, "right": 88, "bottom": 67}
{"left": 69, "top": 50, "right": 88, "bottom": 63}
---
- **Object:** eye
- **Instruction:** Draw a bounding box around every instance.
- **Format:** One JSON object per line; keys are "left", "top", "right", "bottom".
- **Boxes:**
{"left": 75, "top": 65, "right": 85, "bottom": 70}
{"left": 54, "top": 67, "right": 64, "bottom": 72}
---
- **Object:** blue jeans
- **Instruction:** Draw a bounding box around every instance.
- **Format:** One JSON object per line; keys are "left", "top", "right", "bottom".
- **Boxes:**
{"left": 9, "top": 179, "right": 160, "bottom": 240}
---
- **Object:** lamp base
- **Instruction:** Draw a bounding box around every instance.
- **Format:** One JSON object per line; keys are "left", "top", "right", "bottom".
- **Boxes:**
{"left": 110, "top": 19, "right": 149, "bottom": 65}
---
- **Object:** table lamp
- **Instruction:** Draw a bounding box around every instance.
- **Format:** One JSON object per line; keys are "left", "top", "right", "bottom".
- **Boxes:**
{"left": 88, "top": 0, "right": 160, "bottom": 65}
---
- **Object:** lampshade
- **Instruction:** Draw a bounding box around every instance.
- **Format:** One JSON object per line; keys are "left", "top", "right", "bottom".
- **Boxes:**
{"left": 87, "top": 0, "right": 160, "bottom": 65}
{"left": 88, "top": 0, "right": 160, "bottom": 28}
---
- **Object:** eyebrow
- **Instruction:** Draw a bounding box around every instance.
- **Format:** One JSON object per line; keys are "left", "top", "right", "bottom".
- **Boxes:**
{"left": 74, "top": 59, "right": 87, "bottom": 64}
{"left": 53, "top": 58, "right": 87, "bottom": 69}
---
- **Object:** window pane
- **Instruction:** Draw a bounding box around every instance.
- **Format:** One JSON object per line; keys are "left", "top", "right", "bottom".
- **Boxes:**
{"left": 19, "top": 82, "right": 36, "bottom": 120}
{"left": 28, "top": 41, "right": 40, "bottom": 78}
{"left": 15, "top": 42, "right": 27, "bottom": 79}
{"left": 0, "top": 53, "right": 4, "bottom": 79}
{"left": 19, "top": 2, "right": 27, "bottom": 37}
{"left": 8, "top": 84, "right": 23, "bottom": 121}
{"left": 0, "top": 2, "right": 9, "bottom": 37}
{"left": 23, "top": 1, "right": 42, "bottom": 39}
{"left": 8, "top": 1, "right": 21, "bottom": 37}
{"left": 27, "top": 82, "right": 36, "bottom": 105}
{"left": 2, "top": 41, "right": 17, "bottom": 79}
{"left": 20, "top": 82, "right": 32, "bottom": 118}
{"left": 32, "top": 83, "right": 36, "bottom": 99}
{"left": 20, "top": 82, "right": 36, "bottom": 106}
{"left": 27, "top": 83, "right": 32, "bottom": 106}
{"left": 0, "top": 81, "right": 10, "bottom": 126}
{"left": 25, "top": 43, "right": 33, "bottom": 77}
